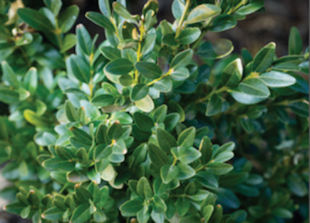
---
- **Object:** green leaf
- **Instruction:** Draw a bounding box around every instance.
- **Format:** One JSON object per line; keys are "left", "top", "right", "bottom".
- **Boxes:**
{"left": 65, "top": 101, "right": 79, "bottom": 122}
{"left": 131, "top": 84, "right": 149, "bottom": 101}
{"left": 142, "top": 31, "right": 156, "bottom": 56}
{"left": 236, "top": 1, "right": 264, "bottom": 16}
{"left": 59, "top": 5, "right": 79, "bottom": 33}
{"left": 134, "top": 112, "right": 154, "bottom": 132}
{"left": 171, "top": 67, "right": 190, "bottom": 81}
{"left": 99, "top": 0, "right": 111, "bottom": 17}
{"left": 100, "top": 46, "right": 121, "bottom": 60}
{"left": 172, "top": 146, "right": 201, "bottom": 164}
{"left": 202, "top": 205, "right": 214, "bottom": 222}
{"left": 34, "top": 132, "right": 56, "bottom": 146}
{"left": 177, "top": 127, "right": 196, "bottom": 147}
{"left": 171, "top": 49, "right": 193, "bottom": 69}
{"left": 151, "top": 210, "right": 165, "bottom": 223}
{"left": 18, "top": 8, "right": 53, "bottom": 32}
{"left": 153, "top": 77, "right": 172, "bottom": 93}
{"left": 24, "top": 109, "right": 49, "bottom": 127}
{"left": 199, "top": 136, "right": 213, "bottom": 164}
{"left": 104, "top": 58, "right": 134, "bottom": 75}
{"left": 231, "top": 78, "right": 270, "bottom": 104}
{"left": 92, "top": 94, "right": 115, "bottom": 107}
{"left": 150, "top": 104, "right": 167, "bottom": 123}
{"left": 177, "top": 27, "right": 201, "bottom": 45}
{"left": 42, "top": 207, "right": 63, "bottom": 221}
{"left": 43, "top": 158, "right": 75, "bottom": 172}
{"left": 206, "top": 162, "right": 233, "bottom": 175}
{"left": 252, "top": 42, "right": 276, "bottom": 72}
{"left": 156, "top": 128, "right": 177, "bottom": 152}
{"left": 61, "top": 34, "right": 77, "bottom": 53}
{"left": 71, "top": 204, "right": 91, "bottom": 223}
{"left": 110, "top": 111, "right": 133, "bottom": 124}
{"left": 198, "top": 39, "right": 234, "bottom": 60}
{"left": 153, "top": 196, "right": 167, "bottom": 212}
{"left": 86, "top": 12, "right": 115, "bottom": 32}
{"left": 289, "top": 27, "right": 303, "bottom": 55}
{"left": 177, "top": 162, "right": 195, "bottom": 180}
{"left": 137, "top": 177, "right": 153, "bottom": 199}
{"left": 113, "top": 2, "right": 136, "bottom": 22}
{"left": 69, "top": 55, "right": 91, "bottom": 83}
{"left": 120, "top": 198, "right": 143, "bottom": 216}
{"left": 135, "top": 62, "right": 162, "bottom": 79}
{"left": 148, "top": 143, "right": 169, "bottom": 167}
{"left": 213, "top": 151, "right": 234, "bottom": 163}
{"left": 273, "top": 208, "right": 293, "bottom": 219}
{"left": 1, "top": 61, "right": 19, "bottom": 88}
{"left": 137, "top": 207, "right": 150, "bottom": 223}
{"left": 206, "top": 94, "right": 224, "bottom": 117}
{"left": 0, "top": 86, "right": 19, "bottom": 104}
{"left": 210, "top": 14, "right": 237, "bottom": 32}
{"left": 260, "top": 71, "right": 296, "bottom": 88}
{"left": 221, "top": 58, "right": 243, "bottom": 88}
{"left": 160, "top": 164, "right": 179, "bottom": 184}
{"left": 21, "top": 206, "right": 31, "bottom": 219}
{"left": 71, "top": 127, "right": 92, "bottom": 145}
{"left": 186, "top": 4, "right": 221, "bottom": 24}
{"left": 44, "top": 0, "right": 62, "bottom": 15}
{"left": 172, "top": 0, "right": 185, "bottom": 20}
{"left": 135, "top": 95, "right": 155, "bottom": 112}
{"left": 76, "top": 24, "right": 92, "bottom": 56}
{"left": 287, "top": 173, "right": 308, "bottom": 197}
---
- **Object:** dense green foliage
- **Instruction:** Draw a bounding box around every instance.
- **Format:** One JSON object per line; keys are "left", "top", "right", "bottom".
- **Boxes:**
{"left": 0, "top": 0, "right": 308, "bottom": 222}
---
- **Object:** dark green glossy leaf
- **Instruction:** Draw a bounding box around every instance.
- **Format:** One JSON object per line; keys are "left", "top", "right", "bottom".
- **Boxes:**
{"left": 104, "top": 58, "right": 134, "bottom": 75}
{"left": 135, "top": 62, "right": 162, "bottom": 79}
{"left": 86, "top": 12, "right": 115, "bottom": 32}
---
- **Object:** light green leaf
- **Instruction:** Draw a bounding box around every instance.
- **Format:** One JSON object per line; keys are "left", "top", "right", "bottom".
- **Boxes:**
{"left": 160, "top": 164, "right": 179, "bottom": 184}
{"left": 177, "top": 127, "right": 196, "bottom": 147}
{"left": 177, "top": 162, "right": 195, "bottom": 180}
{"left": 177, "top": 27, "right": 201, "bottom": 45}
{"left": 99, "top": 0, "right": 111, "bottom": 17}
{"left": 231, "top": 78, "right": 270, "bottom": 104}
{"left": 135, "top": 95, "right": 154, "bottom": 112}
{"left": 1, "top": 61, "right": 19, "bottom": 88}
{"left": 137, "top": 177, "right": 153, "bottom": 199}
{"left": 186, "top": 4, "right": 221, "bottom": 24}
{"left": 172, "top": 146, "right": 201, "bottom": 164}
{"left": 261, "top": 70, "right": 296, "bottom": 88}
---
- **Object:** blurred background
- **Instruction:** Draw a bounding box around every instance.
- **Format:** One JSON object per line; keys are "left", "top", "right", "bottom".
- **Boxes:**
{"left": 0, "top": 0, "right": 308, "bottom": 222}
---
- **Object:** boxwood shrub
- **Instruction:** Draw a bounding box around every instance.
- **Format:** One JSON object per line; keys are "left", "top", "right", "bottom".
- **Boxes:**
{"left": 0, "top": 0, "right": 308, "bottom": 222}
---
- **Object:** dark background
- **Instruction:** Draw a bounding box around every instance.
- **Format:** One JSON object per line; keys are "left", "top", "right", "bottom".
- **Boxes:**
{"left": 0, "top": 0, "right": 308, "bottom": 222}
